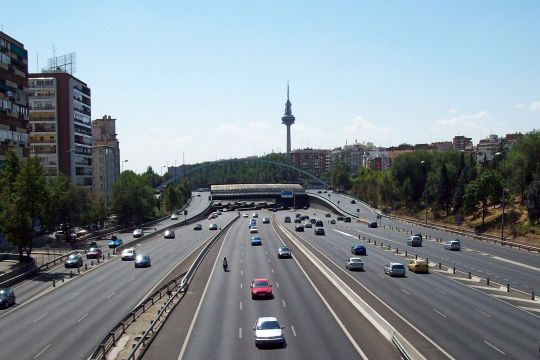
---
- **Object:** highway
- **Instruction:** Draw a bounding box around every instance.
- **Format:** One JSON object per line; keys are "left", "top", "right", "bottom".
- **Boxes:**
{"left": 307, "top": 190, "right": 540, "bottom": 293}
{"left": 5, "top": 192, "right": 210, "bottom": 306}
{"left": 281, "top": 208, "right": 540, "bottom": 359}
{"left": 148, "top": 212, "right": 400, "bottom": 360}
{"left": 0, "top": 193, "right": 226, "bottom": 360}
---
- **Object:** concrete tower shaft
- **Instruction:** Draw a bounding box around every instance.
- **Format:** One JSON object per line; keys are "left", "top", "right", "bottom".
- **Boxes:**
{"left": 281, "top": 83, "right": 295, "bottom": 159}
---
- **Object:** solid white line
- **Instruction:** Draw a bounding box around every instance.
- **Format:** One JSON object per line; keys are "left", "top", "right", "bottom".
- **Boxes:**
{"left": 74, "top": 312, "right": 88, "bottom": 324}
{"left": 33, "top": 313, "right": 47, "bottom": 323}
{"left": 177, "top": 222, "right": 234, "bottom": 360}
{"left": 400, "top": 289, "right": 410, "bottom": 295}
{"left": 475, "top": 309, "right": 491, "bottom": 318}
{"left": 239, "top": 327, "right": 242, "bottom": 339}
{"left": 69, "top": 291, "right": 81, "bottom": 300}
{"left": 377, "top": 273, "right": 384, "bottom": 279}
{"left": 32, "top": 344, "right": 51, "bottom": 359}
{"left": 276, "top": 281, "right": 279, "bottom": 288}
{"left": 432, "top": 309, "right": 447, "bottom": 318}
{"left": 106, "top": 291, "right": 116, "bottom": 300}
{"left": 291, "top": 325, "right": 297, "bottom": 337}
{"left": 491, "top": 256, "right": 540, "bottom": 272}
{"left": 484, "top": 340, "right": 506, "bottom": 355}
{"left": 282, "top": 299, "right": 287, "bottom": 308}
{"left": 438, "top": 289, "right": 447, "bottom": 295}
{"left": 240, "top": 283, "right": 243, "bottom": 289}
{"left": 240, "top": 301, "right": 243, "bottom": 311}
{"left": 129, "top": 276, "right": 135, "bottom": 282}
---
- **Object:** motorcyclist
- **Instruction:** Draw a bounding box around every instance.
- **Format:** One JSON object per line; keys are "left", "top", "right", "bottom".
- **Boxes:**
{"left": 222, "top": 257, "right": 228, "bottom": 270}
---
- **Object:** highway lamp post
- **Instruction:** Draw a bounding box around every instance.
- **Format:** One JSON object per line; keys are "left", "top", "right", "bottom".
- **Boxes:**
{"left": 420, "top": 160, "right": 428, "bottom": 224}
{"left": 495, "top": 152, "right": 506, "bottom": 240}
{"left": 121, "top": 159, "right": 128, "bottom": 172}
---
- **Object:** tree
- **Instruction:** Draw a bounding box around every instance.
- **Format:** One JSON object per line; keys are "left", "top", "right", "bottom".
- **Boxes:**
{"left": 463, "top": 169, "right": 502, "bottom": 226}
{"left": 436, "top": 163, "right": 451, "bottom": 216}
{"left": 112, "top": 171, "right": 156, "bottom": 227}
{"left": 0, "top": 154, "right": 48, "bottom": 261}
{"left": 331, "top": 162, "right": 350, "bottom": 190}
{"left": 525, "top": 168, "right": 540, "bottom": 223}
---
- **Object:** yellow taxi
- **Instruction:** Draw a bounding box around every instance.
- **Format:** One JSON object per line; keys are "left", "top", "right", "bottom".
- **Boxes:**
{"left": 408, "top": 259, "right": 429, "bottom": 273}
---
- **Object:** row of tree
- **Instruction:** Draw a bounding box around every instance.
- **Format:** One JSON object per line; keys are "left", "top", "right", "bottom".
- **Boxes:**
{"left": 0, "top": 156, "right": 191, "bottom": 262}
{"left": 339, "top": 130, "right": 540, "bottom": 228}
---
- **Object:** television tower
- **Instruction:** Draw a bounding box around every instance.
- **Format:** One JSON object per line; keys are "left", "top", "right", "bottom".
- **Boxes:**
{"left": 281, "top": 82, "right": 295, "bottom": 160}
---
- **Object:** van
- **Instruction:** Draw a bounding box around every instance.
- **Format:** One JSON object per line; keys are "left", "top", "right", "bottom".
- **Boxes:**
{"left": 444, "top": 240, "right": 461, "bottom": 251}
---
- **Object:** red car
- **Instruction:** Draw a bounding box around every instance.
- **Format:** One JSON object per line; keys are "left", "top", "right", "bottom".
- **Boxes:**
{"left": 86, "top": 247, "right": 103, "bottom": 259}
{"left": 250, "top": 278, "right": 273, "bottom": 299}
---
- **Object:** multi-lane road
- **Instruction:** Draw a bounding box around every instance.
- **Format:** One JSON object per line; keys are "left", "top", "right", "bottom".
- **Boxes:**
{"left": 0, "top": 193, "right": 223, "bottom": 360}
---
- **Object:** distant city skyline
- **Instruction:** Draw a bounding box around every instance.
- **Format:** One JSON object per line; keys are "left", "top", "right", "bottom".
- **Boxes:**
{"left": 3, "top": 1, "right": 539, "bottom": 172}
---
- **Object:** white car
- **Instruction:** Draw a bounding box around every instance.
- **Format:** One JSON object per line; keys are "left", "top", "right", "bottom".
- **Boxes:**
{"left": 170, "top": 214, "right": 178, "bottom": 220}
{"left": 133, "top": 228, "right": 144, "bottom": 238}
{"left": 196, "top": 193, "right": 201, "bottom": 197}
{"left": 209, "top": 223, "right": 218, "bottom": 230}
{"left": 253, "top": 317, "right": 285, "bottom": 347}
{"left": 121, "top": 248, "right": 136, "bottom": 261}
{"left": 262, "top": 217, "right": 270, "bottom": 224}
{"left": 252, "top": 213, "right": 258, "bottom": 218}
{"left": 444, "top": 240, "right": 461, "bottom": 251}
{"left": 346, "top": 257, "right": 364, "bottom": 271}
{"left": 243, "top": 213, "right": 249, "bottom": 218}
{"left": 249, "top": 227, "right": 258, "bottom": 234}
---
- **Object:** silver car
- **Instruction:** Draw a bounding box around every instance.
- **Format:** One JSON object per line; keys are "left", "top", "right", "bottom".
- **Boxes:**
{"left": 346, "top": 257, "right": 364, "bottom": 271}
{"left": 133, "top": 228, "right": 144, "bottom": 238}
{"left": 384, "top": 262, "right": 406, "bottom": 276}
{"left": 444, "top": 240, "right": 461, "bottom": 251}
{"left": 253, "top": 317, "right": 285, "bottom": 347}
{"left": 277, "top": 246, "right": 292, "bottom": 258}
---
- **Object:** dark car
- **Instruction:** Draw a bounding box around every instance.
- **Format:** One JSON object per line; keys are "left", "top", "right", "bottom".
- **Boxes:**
{"left": 295, "top": 225, "right": 304, "bottom": 232}
{"left": 344, "top": 217, "right": 351, "bottom": 223}
{"left": 65, "top": 253, "right": 83, "bottom": 268}
{"left": 294, "top": 218, "right": 302, "bottom": 223}
{"left": 193, "top": 224, "right": 203, "bottom": 230}
{"left": 368, "top": 221, "right": 378, "bottom": 228}
{"left": 337, "top": 216, "right": 344, "bottom": 221}
{"left": 330, "top": 219, "right": 336, "bottom": 224}
{"left": 315, "top": 228, "right": 325, "bottom": 235}
{"left": 284, "top": 216, "right": 291, "bottom": 223}
{"left": 164, "top": 229, "right": 175, "bottom": 239}
{"left": 86, "top": 247, "right": 103, "bottom": 259}
{"left": 277, "top": 246, "right": 292, "bottom": 258}
{"left": 414, "top": 233, "right": 423, "bottom": 241}
{"left": 325, "top": 213, "right": 331, "bottom": 218}
{"left": 315, "top": 220, "right": 324, "bottom": 227}
{"left": 350, "top": 199, "right": 356, "bottom": 204}
{"left": 135, "top": 255, "right": 151, "bottom": 268}
{"left": 351, "top": 244, "right": 367, "bottom": 255}
{"left": 310, "top": 218, "right": 317, "bottom": 224}
{"left": 0, "top": 288, "right": 16, "bottom": 309}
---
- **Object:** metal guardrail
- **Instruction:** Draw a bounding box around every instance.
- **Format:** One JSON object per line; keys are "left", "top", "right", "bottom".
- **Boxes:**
{"left": 89, "top": 213, "right": 239, "bottom": 360}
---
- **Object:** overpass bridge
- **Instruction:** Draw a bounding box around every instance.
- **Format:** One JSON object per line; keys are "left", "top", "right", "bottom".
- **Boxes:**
{"left": 210, "top": 183, "right": 308, "bottom": 208}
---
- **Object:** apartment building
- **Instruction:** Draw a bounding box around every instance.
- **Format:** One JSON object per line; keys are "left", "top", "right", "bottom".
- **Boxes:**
{"left": 453, "top": 135, "right": 473, "bottom": 151}
{"left": 0, "top": 31, "right": 29, "bottom": 163}
{"left": 92, "top": 115, "right": 120, "bottom": 201}
{"left": 28, "top": 71, "right": 92, "bottom": 186}
{"left": 291, "top": 148, "right": 330, "bottom": 175}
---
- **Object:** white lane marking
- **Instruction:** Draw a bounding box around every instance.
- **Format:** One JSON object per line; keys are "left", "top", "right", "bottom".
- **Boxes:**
{"left": 475, "top": 309, "right": 491, "bottom": 318}
{"left": 74, "top": 312, "right": 88, "bottom": 324}
{"left": 240, "top": 283, "right": 243, "bottom": 289}
{"left": 271, "top": 268, "right": 274, "bottom": 273}
{"left": 241, "top": 259, "right": 243, "bottom": 264}
{"left": 240, "top": 301, "right": 243, "bottom": 311}
{"left": 178, "top": 221, "right": 235, "bottom": 360}
{"left": 33, "top": 344, "right": 51, "bottom": 359}
{"left": 106, "top": 291, "right": 116, "bottom": 300}
{"left": 276, "top": 281, "right": 279, "bottom": 288}
{"left": 129, "top": 276, "right": 135, "bottom": 282}
{"left": 69, "top": 291, "right": 81, "bottom": 300}
{"left": 267, "top": 258, "right": 270, "bottom": 263}
{"left": 433, "top": 309, "right": 447, "bottom": 318}
{"left": 33, "top": 313, "right": 47, "bottom": 323}
{"left": 491, "top": 256, "right": 540, "bottom": 272}
{"left": 400, "top": 289, "right": 410, "bottom": 295}
{"left": 332, "top": 229, "right": 356, "bottom": 238}
{"left": 282, "top": 299, "right": 287, "bottom": 308}
{"left": 291, "top": 325, "right": 297, "bottom": 337}
{"left": 438, "top": 289, "right": 447, "bottom": 294}
{"left": 240, "top": 269, "right": 243, "bottom": 276}
{"left": 96, "top": 276, "right": 105, "bottom": 282}
{"left": 239, "top": 327, "right": 242, "bottom": 339}
{"left": 484, "top": 340, "right": 506, "bottom": 355}
{"left": 377, "top": 273, "right": 384, "bottom": 278}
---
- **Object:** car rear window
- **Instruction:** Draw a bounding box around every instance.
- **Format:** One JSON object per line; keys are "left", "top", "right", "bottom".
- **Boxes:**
{"left": 393, "top": 264, "right": 405, "bottom": 270}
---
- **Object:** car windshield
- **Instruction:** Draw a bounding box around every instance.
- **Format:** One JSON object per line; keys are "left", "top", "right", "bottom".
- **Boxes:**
{"left": 280, "top": 247, "right": 289, "bottom": 251}
{"left": 254, "top": 281, "right": 269, "bottom": 287}
{"left": 68, "top": 255, "right": 79, "bottom": 260}
{"left": 257, "top": 321, "right": 280, "bottom": 330}
{"left": 393, "top": 264, "right": 405, "bottom": 270}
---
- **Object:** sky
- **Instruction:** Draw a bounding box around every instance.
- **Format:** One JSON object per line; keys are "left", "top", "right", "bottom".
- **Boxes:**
{"left": 3, "top": 1, "right": 539, "bottom": 173}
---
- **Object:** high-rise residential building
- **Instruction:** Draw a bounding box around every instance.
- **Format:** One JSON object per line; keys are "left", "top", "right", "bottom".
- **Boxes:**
{"left": 291, "top": 148, "right": 330, "bottom": 175}
{"left": 476, "top": 134, "right": 503, "bottom": 162}
{"left": 453, "top": 135, "right": 473, "bottom": 151}
{"left": 92, "top": 115, "right": 120, "bottom": 201}
{"left": 28, "top": 71, "right": 92, "bottom": 186}
{"left": 0, "top": 31, "right": 29, "bottom": 163}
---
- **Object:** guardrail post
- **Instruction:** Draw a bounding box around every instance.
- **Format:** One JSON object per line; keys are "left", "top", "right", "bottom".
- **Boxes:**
{"left": 396, "top": 248, "right": 399, "bottom": 254}
{"left": 85, "top": 263, "right": 88, "bottom": 270}
{"left": 468, "top": 272, "right": 471, "bottom": 279}
{"left": 77, "top": 266, "right": 80, "bottom": 274}
{"left": 487, "top": 277, "right": 490, "bottom": 285}
{"left": 507, "top": 284, "right": 510, "bottom": 292}
{"left": 387, "top": 244, "right": 390, "bottom": 250}
{"left": 380, "top": 243, "right": 383, "bottom": 248}
{"left": 103, "top": 254, "right": 105, "bottom": 261}
{"left": 453, "top": 266, "right": 455, "bottom": 274}
{"left": 415, "top": 254, "right": 418, "bottom": 260}
{"left": 405, "top": 250, "right": 407, "bottom": 257}
{"left": 97, "top": 257, "right": 100, "bottom": 264}
{"left": 69, "top": 271, "right": 73, "bottom": 278}
{"left": 108, "top": 252, "right": 110, "bottom": 258}
{"left": 53, "top": 280, "right": 55, "bottom": 287}
{"left": 438, "top": 262, "right": 441, "bottom": 269}
{"left": 374, "top": 240, "right": 377, "bottom": 245}
{"left": 368, "top": 238, "right": 371, "bottom": 243}
{"left": 91, "top": 260, "right": 94, "bottom": 266}
{"left": 532, "top": 290, "right": 535, "bottom": 300}
{"left": 110, "top": 332, "right": 116, "bottom": 346}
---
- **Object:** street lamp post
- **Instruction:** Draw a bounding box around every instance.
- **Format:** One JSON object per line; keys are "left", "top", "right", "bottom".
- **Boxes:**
{"left": 495, "top": 152, "right": 505, "bottom": 240}
{"left": 122, "top": 159, "right": 128, "bottom": 172}
{"left": 420, "top": 160, "right": 428, "bottom": 224}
